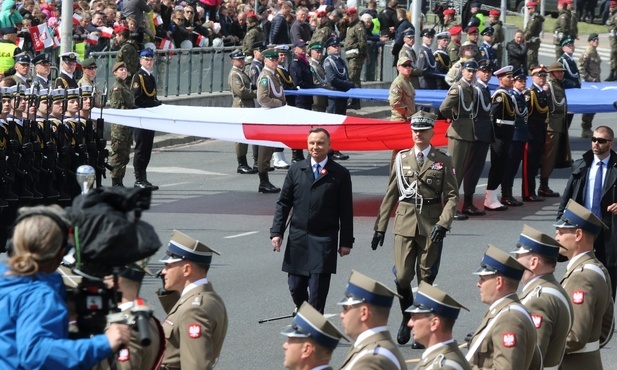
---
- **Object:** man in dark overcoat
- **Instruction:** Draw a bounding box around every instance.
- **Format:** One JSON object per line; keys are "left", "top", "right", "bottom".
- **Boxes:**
{"left": 270, "top": 128, "right": 354, "bottom": 314}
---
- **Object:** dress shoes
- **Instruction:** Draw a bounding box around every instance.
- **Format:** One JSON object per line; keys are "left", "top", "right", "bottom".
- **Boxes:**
{"left": 501, "top": 196, "right": 523, "bottom": 207}
{"left": 462, "top": 204, "right": 486, "bottom": 216}
{"left": 258, "top": 182, "right": 281, "bottom": 193}
{"left": 134, "top": 180, "right": 159, "bottom": 190}
{"left": 523, "top": 195, "right": 545, "bottom": 202}
{"left": 237, "top": 165, "right": 258, "bottom": 174}
{"left": 332, "top": 151, "right": 350, "bottom": 160}
{"left": 485, "top": 204, "right": 508, "bottom": 211}
{"left": 538, "top": 187, "right": 560, "bottom": 198}
{"left": 397, "top": 318, "right": 411, "bottom": 345}
{"left": 453, "top": 211, "right": 469, "bottom": 220}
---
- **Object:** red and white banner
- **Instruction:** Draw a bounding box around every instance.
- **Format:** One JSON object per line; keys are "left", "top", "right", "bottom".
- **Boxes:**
{"left": 86, "top": 33, "right": 99, "bottom": 45}
{"left": 15, "top": 37, "right": 24, "bottom": 49}
{"left": 195, "top": 33, "right": 206, "bottom": 47}
{"left": 53, "top": 27, "right": 61, "bottom": 48}
{"left": 158, "top": 37, "right": 173, "bottom": 50}
{"left": 153, "top": 14, "right": 163, "bottom": 26}
{"left": 29, "top": 24, "right": 53, "bottom": 51}
{"left": 100, "top": 26, "right": 113, "bottom": 38}
{"left": 73, "top": 13, "right": 82, "bottom": 25}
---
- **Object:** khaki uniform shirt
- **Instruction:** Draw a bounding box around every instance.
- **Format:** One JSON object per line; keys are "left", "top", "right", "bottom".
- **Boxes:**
{"left": 388, "top": 73, "right": 415, "bottom": 122}
{"left": 256, "top": 66, "right": 286, "bottom": 108}
{"left": 578, "top": 45, "right": 601, "bottom": 82}
{"left": 339, "top": 329, "right": 406, "bottom": 370}
{"left": 546, "top": 78, "right": 567, "bottom": 133}
{"left": 447, "top": 40, "right": 460, "bottom": 64}
{"left": 399, "top": 44, "right": 422, "bottom": 89}
{"left": 228, "top": 65, "right": 256, "bottom": 108}
{"left": 414, "top": 340, "right": 471, "bottom": 370}
{"left": 440, "top": 77, "right": 475, "bottom": 141}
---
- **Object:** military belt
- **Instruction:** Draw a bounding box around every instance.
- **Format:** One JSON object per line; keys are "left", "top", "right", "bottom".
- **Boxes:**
{"left": 495, "top": 119, "right": 514, "bottom": 125}
{"left": 400, "top": 198, "right": 441, "bottom": 206}
{"left": 569, "top": 340, "right": 599, "bottom": 354}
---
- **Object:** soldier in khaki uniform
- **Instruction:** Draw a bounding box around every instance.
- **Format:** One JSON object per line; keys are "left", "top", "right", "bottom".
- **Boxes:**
{"left": 115, "top": 26, "right": 140, "bottom": 77}
{"left": 308, "top": 43, "right": 330, "bottom": 112}
{"left": 372, "top": 111, "right": 458, "bottom": 347}
{"left": 554, "top": 0, "right": 572, "bottom": 59}
{"left": 158, "top": 230, "right": 228, "bottom": 370}
{"left": 606, "top": 1, "right": 617, "bottom": 81}
{"left": 399, "top": 29, "right": 423, "bottom": 89}
{"left": 466, "top": 245, "right": 540, "bottom": 370}
{"left": 406, "top": 283, "right": 471, "bottom": 370}
{"left": 554, "top": 200, "right": 615, "bottom": 370}
{"left": 524, "top": 2, "right": 544, "bottom": 71}
{"left": 489, "top": 9, "right": 504, "bottom": 68}
{"left": 310, "top": 9, "right": 333, "bottom": 50}
{"left": 108, "top": 62, "right": 135, "bottom": 187}
{"left": 578, "top": 34, "right": 602, "bottom": 138}
{"left": 337, "top": 270, "right": 406, "bottom": 370}
{"left": 242, "top": 12, "right": 265, "bottom": 58}
{"left": 388, "top": 56, "right": 415, "bottom": 122}
{"left": 344, "top": 7, "right": 366, "bottom": 110}
{"left": 444, "top": 41, "right": 477, "bottom": 86}
{"left": 228, "top": 49, "right": 258, "bottom": 175}
{"left": 513, "top": 225, "right": 574, "bottom": 370}
{"left": 256, "top": 48, "right": 285, "bottom": 193}
{"left": 447, "top": 25, "right": 462, "bottom": 64}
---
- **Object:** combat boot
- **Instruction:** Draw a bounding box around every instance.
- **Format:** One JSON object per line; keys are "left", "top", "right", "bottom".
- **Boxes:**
{"left": 501, "top": 187, "right": 523, "bottom": 207}
{"left": 581, "top": 122, "right": 593, "bottom": 138}
{"left": 538, "top": 178, "right": 560, "bottom": 197}
{"left": 111, "top": 177, "right": 125, "bottom": 187}
{"left": 134, "top": 170, "right": 159, "bottom": 190}
{"left": 395, "top": 284, "right": 418, "bottom": 346}
{"left": 606, "top": 69, "right": 617, "bottom": 82}
{"left": 258, "top": 172, "right": 280, "bottom": 193}
{"left": 347, "top": 98, "right": 361, "bottom": 110}
{"left": 237, "top": 155, "right": 257, "bottom": 174}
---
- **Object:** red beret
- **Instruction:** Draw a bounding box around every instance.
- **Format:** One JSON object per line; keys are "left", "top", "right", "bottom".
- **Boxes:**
{"left": 443, "top": 8, "right": 455, "bottom": 15}
{"left": 346, "top": 7, "right": 357, "bottom": 15}
{"left": 611, "top": 0, "right": 617, "bottom": 5}
{"left": 489, "top": 9, "right": 500, "bottom": 16}
{"left": 114, "top": 26, "right": 128, "bottom": 34}
{"left": 466, "top": 26, "right": 478, "bottom": 34}
{"left": 449, "top": 25, "right": 462, "bottom": 35}
{"left": 526, "top": 1, "right": 537, "bottom": 7}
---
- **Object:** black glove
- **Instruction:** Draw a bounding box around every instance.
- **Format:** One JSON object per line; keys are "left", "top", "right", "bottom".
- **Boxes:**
{"left": 430, "top": 225, "right": 447, "bottom": 243}
{"left": 371, "top": 231, "right": 385, "bottom": 250}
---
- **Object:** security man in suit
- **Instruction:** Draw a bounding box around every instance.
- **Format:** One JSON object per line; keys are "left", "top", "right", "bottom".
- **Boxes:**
{"left": 440, "top": 60, "right": 477, "bottom": 220}
{"left": 281, "top": 302, "right": 347, "bottom": 370}
{"left": 554, "top": 200, "right": 615, "bottom": 370}
{"left": 131, "top": 48, "right": 161, "bottom": 191}
{"left": 32, "top": 54, "right": 51, "bottom": 88}
{"left": 484, "top": 65, "right": 514, "bottom": 211}
{"left": 479, "top": 27, "right": 498, "bottom": 72}
{"left": 466, "top": 245, "right": 540, "bottom": 370}
{"left": 417, "top": 29, "right": 438, "bottom": 89}
{"left": 372, "top": 111, "right": 459, "bottom": 347}
{"left": 513, "top": 224, "right": 573, "bottom": 370}
{"left": 256, "top": 47, "right": 285, "bottom": 193}
{"left": 524, "top": 2, "right": 544, "bottom": 71}
{"left": 228, "top": 49, "right": 258, "bottom": 175}
{"left": 337, "top": 270, "right": 406, "bottom": 370}
{"left": 522, "top": 65, "right": 550, "bottom": 202}
{"left": 406, "top": 282, "right": 471, "bottom": 370}
{"left": 158, "top": 230, "right": 229, "bottom": 370}
{"left": 55, "top": 52, "right": 79, "bottom": 89}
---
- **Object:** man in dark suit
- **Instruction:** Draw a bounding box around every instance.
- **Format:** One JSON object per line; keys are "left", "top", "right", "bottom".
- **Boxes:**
{"left": 557, "top": 125, "right": 617, "bottom": 299}
{"left": 271, "top": 127, "right": 354, "bottom": 314}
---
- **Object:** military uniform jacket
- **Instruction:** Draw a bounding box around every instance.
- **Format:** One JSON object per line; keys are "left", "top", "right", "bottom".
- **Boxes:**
{"left": 374, "top": 146, "right": 458, "bottom": 237}
{"left": 388, "top": 73, "right": 415, "bottom": 121}
{"left": 55, "top": 72, "right": 78, "bottom": 89}
{"left": 510, "top": 88, "right": 529, "bottom": 142}
{"left": 242, "top": 24, "right": 265, "bottom": 55}
{"left": 607, "top": 11, "right": 617, "bottom": 39}
{"left": 444, "top": 57, "right": 471, "bottom": 86}
{"left": 257, "top": 66, "right": 286, "bottom": 108}
{"left": 559, "top": 53, "right": 581, "bottom": 88}
{"left": 553, "top": 10, "right": 572, "bottom": 45}
{"left": 8, "top": 73, "right": 29, "bottom": 88}
{"left": 578, "top": 45, "right": 601, "bottom": 82}
{"left": 228, "top": 65, "right": 256, "bottom": 108}
{"left": 479, "top": 41, "right": 498, "bottom": 72}
{"left": 110, "top": 77, "right": 136, "bottom": 109}
{"left": 434, "top": 49, "right": 451, "bottom": 76}
{"left": 131, "top": 68, "right": 161, "bottom": 108}
{"left": 560, "top": 251, "right": 614, "bottom": 370}
{"left": 399, "top": 45, "right": 422, "bottom": 89}
{"left": 491, "top": 21, "right": 505, "bottom": 49}
{"left": 519, "top": 274, "right": 573, "bottom": 368}
{"left": 344, "top": 19, "right": 367, "bottom": 60}
{"left": 270, "top": 158, "right": 353, "bottom": 275}
{"left": 440, "top": 78, "right": 475, "bottom": 142}
{"left": 524, "top": 13, "right": 544, "bottom": 47}
{"left": 545, "top": 78, "right": 567, "bottom": 133}
{"left": 491, "top": 87, "right": 516, "bottom": 140}
{"left": 339, "top": 329, "right": 406, "bottom": 370}
{"left": 33, "top": 75, "right": 50, "bottom": 89}
{"left": 417, "top": 44, "right": 438, "bottom": 89}
{"left": 311, "top": 23, "right": 333, "bottom": 48}
{"left": 324, "top": 55, "right": 355, "bottom": 92}
{"left": 161, "top": 282, "right": 228, "bottom": 370}
{"left": 414, "top": 340, "right": 472, "bottom": 370}
{"left": 277, "top": 66, "right": 296, "bottom": 107}
{"left": 447, "top": 40, "right": 460, "bottom": 64}
{"left": 473, "top": 81, "right": 494, "bottom": 143}
{"left": 310, "top": 57, "right": 331, "bottom": 89}
{"left": 290, "top": 55, "right": 315, "bottom": 109}
{"left": 249, "top": 59, "right": 264, "bottom": 88}
{"left": 525, "top": 83, "right": 549, "bottom": 142}
{"left": 116, "top": 40, "right": 140, "bottom": 76}
{"left": 467, "top": 294, "right": 538, "bottom": 370}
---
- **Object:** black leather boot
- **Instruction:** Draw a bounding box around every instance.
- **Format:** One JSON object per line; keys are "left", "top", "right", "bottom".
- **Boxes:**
{"left": 111, "top": 177, "right": 125, "bottom": 187}
{"left": 462, "top": 194, "right": 486, "bottom": 216}
{"left": 538, "top": 178, "right": 560, "bottom": 197}
{"left": 501, "top": 187, "right": 523, "bottom": 207}
{"left": 258, "top": 172, "right": 280, "bottom": 194}
{"left": 134, "top": 170, "right": 159, "bottom": 190}
{"left": 237, "top": 156, "right": 257, "bottom": 174}
{"left": 396, "top": 285, "right": 414, "bottom": 345}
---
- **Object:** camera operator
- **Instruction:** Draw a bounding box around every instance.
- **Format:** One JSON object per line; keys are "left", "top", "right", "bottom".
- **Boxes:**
{"left": 0, "top": 205, "right": 131, "bottom": 369}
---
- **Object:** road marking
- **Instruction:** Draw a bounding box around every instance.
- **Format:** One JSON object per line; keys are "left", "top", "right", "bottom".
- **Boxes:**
{"left": 159, "top": 181, "right": 192, "bottom": 187}
{"left": 146, "top": 166, "right": 228, "bottom": 175}
{"left": 224, "top": 231, "right": 260, "bottom": 239}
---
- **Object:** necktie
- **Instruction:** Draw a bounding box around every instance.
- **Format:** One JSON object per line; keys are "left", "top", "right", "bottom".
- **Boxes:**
{"left": 592, "top": 161, "right": 603, "bottom": 217}
{"left": 417, "top": 152, "right": 424, "bottom": 168}
{"left": 314, "top": 164, "right": 320, "bottom": 180}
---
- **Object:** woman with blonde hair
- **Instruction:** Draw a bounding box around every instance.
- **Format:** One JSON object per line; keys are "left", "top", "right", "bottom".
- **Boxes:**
{"left": 0, "top": 205, "right": 130, "bottom": 369}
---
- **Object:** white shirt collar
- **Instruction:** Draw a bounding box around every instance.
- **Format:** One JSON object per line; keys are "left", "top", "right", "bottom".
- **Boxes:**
{"left": 140, "top": 66, "right": 152, "bottom": 76}
{"left": 181, "top": 277, "right": 208, "bottom": 296}
{"left": 414, "top": 145, "right": 431, "bottom": 158}
{"left": 593, "top": 155, "right": 609, "bottom": 167}
{"left": 567, "top": 251, "right": 591, "bottom": 270}
{"left": 489, "top": 292, "right": 516, "bottom": 311}
{"left": 311, "top": 157, "right": 328, "bottom": 169}
{"left": 61, "top": 68, "right": 73, "bottom": 78}
{"left": 422, "top": 339, "right": 455, "bottom": 359}
{"left": 354, "top": 326, "right": 388, "bottom": 347}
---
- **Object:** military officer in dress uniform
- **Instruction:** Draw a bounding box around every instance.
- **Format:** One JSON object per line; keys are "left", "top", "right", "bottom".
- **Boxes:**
{"left": 32, "top": 54, "right": 51, "bottom": 89}
{"left": 372, "top": 111, "right": 458, "bottom": 347}
{"left": 250, "top": 41, "right": 267, "bottom": 103}
{"left": 131, "top": 48, "right": 161, "bottom": 191}
{"left": 407, "top": 282, "right": 471, "bottom": 370}
{"left": 540, "top": 62, "right": 570, "bottom": 198}
{"left": 308, "top": 43, "right": 330, "bottom": 112}
{"left": 256, "top": 47, "right": 285, "bottom": 193}
{"left": 324, "top": 37, "right": 355, "bottom": 115}
{"left": 109, "top": 61, "right": 136, "bottom": 187}
{"left": 484, "top": 66, "right": 514, "bottom": 211}
{"left": 434, "top": 32, "right": 451, "bottom": 90}
{"left": 606, "top": 1, "right": 617, "bottom": 82}
{"left": 466, "top": 245, "right": 539, "bottom": 370}
{"left": 344, "top": 8, "right": 366, "bottom": 110}
{"left": 447, "top": 25, "right": 463, "bottom": 65}
{"left": 489, "top": 9, "right": 505, "bottom": 68}
{"left": 479, "top": 27, "right": 498, "bottom": 72}
{"left": 554, "top": 0, "right": 572, "bottom": 59}
{"left": 8, "top": 53, "right": 30, "bottom": 88}
{"left": 281, "top": 302, "right": 347, "bottom": 370}
{"left": 417, "top": 29, "right": 438, "bottom": 89}
{"left": 554, "top": 200, "right": 615, "bottom": 370}
{"left": 558, "top": 35, "right": 580, "bottom": 131}
{"left": 513, "top": 225, "right": 573, "bottom": 370}
{"left": 55, "top": 52, "right": 79, "bottom": 89}
{"left": 578, "top": 33, "right": 602, "bottom": 138}
{"left": 524, "top": 2, "right": 544, "bottom": 71}
{"left": 228, "top": 49, "right": 258, "bottom": 175}
{"left": 398, "top": 28, "right": 422, "bottom": 90}
{"left": 440, "top": 60, "right": 476, "bottom": 220}
{"left": 337, "top": 270, "right": 406, "bottom": 370}
{"left": 158, "top": 230, "right": 229, "bottom": 370}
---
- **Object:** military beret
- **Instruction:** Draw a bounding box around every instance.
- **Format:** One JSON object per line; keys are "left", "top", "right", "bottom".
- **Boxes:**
{"left": 140, "top": 48, "right": 155, "bottom": 58}
{"left": 526, "top": 1, "right": 538, "bottom": 7}
{"left": 511, "top": 224, "right": 563, "bottom": 259}
{"left": 32, "top": 53, "right": 50, "bottom": 65}
{"left": 338, "top": 270, "right": 400, "bottom": 307}
{"left": 481, "top": 26, "right": 494, "bottom": 36}
{"left": 60, "top": 52, "right": 78, "bottom": 62}
{"left": 159, "top": 229, "right": 221, "bottom": 265}
{"left": 474, "top": 245, "right": 527, "bottom": 281}
{"left": 443, "top": 8, "right": 455, "bottom": 15}
{"left": 13, "top": 52, "right": 30, "bottom": 64}
{"left": 588, "top": 33, "right": 599, "bottom": 41}
{"left": 346, "top": 7, "right": 357, "bottom": 15}
{"left": 410, "top": 110, "right": 436, "bottom": 130}
{"left": 611, "top": 1, "right": 617, "bottom": 6}
{"left": 560, "top": 36, "right": 575, "bottom": 46}
{"left": 554, "top": 199, "right": 607, "bottom": 236}
{"left": 405, "top": 282, "right": 469, "bottom": 319}
{"left": 81, "top": 58, "right": 97, "bottom": 69}
{"left": 449, "top": 25, "right": 462, "bottom": 35}
{"left": 112, "top": 61, "right": 127, "bottom": 72}
{"left": 281, "top": 302, "right": 348, "bottom": 350}
{"left": 114, "top": 25, "right": 128, "bottom": 34}
{"left": 494, "top": 65, "right": 514, "bottom": 77}
{"left": 489, "top": 9, "right": 501, "bottom": 16}
{"left": 466, "top": 26, "right": 478, "bottom": 34}
{"left": 325, "top": 36, "right": 341, "bottom": 47}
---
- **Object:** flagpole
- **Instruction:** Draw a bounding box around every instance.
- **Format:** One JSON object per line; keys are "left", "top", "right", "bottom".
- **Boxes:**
{"left": 60, "top": 0, "right": 74, "bottom": 55}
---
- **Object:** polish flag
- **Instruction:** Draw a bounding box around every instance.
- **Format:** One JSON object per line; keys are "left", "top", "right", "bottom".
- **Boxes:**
{"left": 15, "top": 37, "right": 24, "bottom": 49}
{"left": 159, "top": 37, "right": 173, "bottom": 50}
{"left": 195, "top": 33, "right": 206, "bottom": 47}
{"left": 73, "top": 13, "right": 82, "bottom": 25}
{"left": 29, "top": 23, "right": 53, "bottom": 51}
{"left": 52, "top": 27, "right": 61, "bottom": 48}
{"left": 86, "top": 33, "right": 99, "bottom": 45}
{"left": 153, "top": 14, "right": 163, "bottom": 26}
{"left": 100, "top": 26, "right": 113, "bottom": 38}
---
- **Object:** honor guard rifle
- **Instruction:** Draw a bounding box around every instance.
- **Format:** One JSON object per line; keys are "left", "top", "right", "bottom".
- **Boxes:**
{"left": 74, "top": 87, "right": 89, "bottom": 167}
{"left": 0, "top": 120, "right": 10, "bottom": 208}
{"left": 57, "top": 88, "right": 74, "bottom": 201}
{"left": 95, "top": 83, "right": 112, "bottom": 187}
{"left": 8, "top": 83, "right": 34, "bottom": 200}
{"left": 43, "top": 87, "right": 69, "bottom": 202}
{"left": 24, "top": 84, "right": 44, "bottom": 200}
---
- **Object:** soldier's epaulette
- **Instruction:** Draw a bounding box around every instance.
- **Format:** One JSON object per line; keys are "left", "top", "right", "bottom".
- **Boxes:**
{"left": 437, "top": 148, "right": 451, "bottom": 157}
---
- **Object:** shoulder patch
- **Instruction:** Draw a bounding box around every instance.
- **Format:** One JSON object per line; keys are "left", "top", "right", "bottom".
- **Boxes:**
{"left": 259, "top": 78, "right": 268, "bottom": 87}
{"left": 188, "top": 323, "right": 202, "bottom": 338}
{"left": 525, "top": 95, "right": 530, "bottom": 101}
{"left": 531, "top": 314, "right": 543, "bottom": 328}
{"left": 502, "top": 332, "right": 516, "bottom": 347}
{"left": 572, "top": 290, "right": 584, "bottom": 304}
{"left": 118, "top": 348, "right": 130, "bottom": 362}
{"left": 496, "top": 96, "right": 503, "bottom": 102}
{"left": 133, "top": 82, "right": 139, "bottom": 89}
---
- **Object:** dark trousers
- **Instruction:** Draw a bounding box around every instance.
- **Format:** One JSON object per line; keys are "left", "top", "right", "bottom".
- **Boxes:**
{"left": 133, "top": 128, "right": 155, "bottom": 172}
{"left": 463, "top": 142, "right": 489, "bottom": 196}
{"left": 522, "top": 140, "right": 544, "bottom": 197}
{"left": 487, "top": 137, "right": 512, "bottom": 190}
{"left": 503, "top": 141, "right": 526, "bottom": 189}
{"left": 287, "top": 273, "right": 332, "bottom": 314}
{"left": 327, "top": 98, "right": 347, "bottom": 115}
{"left": 594, "top": 232, "right": 617, "bottom": 299}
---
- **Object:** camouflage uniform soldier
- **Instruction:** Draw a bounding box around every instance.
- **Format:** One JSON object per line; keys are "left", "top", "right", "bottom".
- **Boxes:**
{"left": 578, "top": 34, "right": 602, "bottom": 138}
{"left": 242, "top": 13, "right": 265, "bottom": 59}
{"left": 344, "top": 8, "right": 366, "bottom": 110}
{"left": 524, "top": 2, "right": 545, "bottom": 71}
{"left": 108, "top": 62, "right": 135, "bottom": 187}
{"left": 554, "top": 1, "right": 572, "bottom": 59}
{"left": 115, "top": 26, "right": 140, "bottom": 77}
{"left": 310, "top": 10, "right": 333, "bottom": 48}
{"left": 605, "top": 1, "right": 617, "bottom": 81}
{"left": 489, "top": 9, "right": 505, "bottom": 68}
{"left": 447, "top": 25, "right": 462, "bottom": 64}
